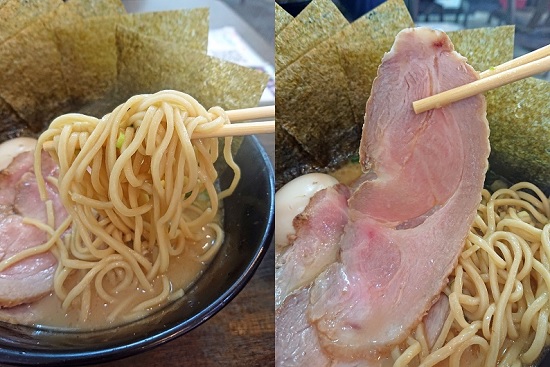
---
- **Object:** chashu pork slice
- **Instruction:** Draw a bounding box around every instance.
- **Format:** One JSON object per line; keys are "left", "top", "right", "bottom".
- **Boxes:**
{"left": 275, "top": 184, "right": 350, "bottom": 309}
{"left": 309, "top": 27, "right": 490, "bottom": 358}
{"left": 276, "top": 288, "right": 332, "bottom": 367}
{"left": 0, "top": 149, "right": 66, "bottom": 307}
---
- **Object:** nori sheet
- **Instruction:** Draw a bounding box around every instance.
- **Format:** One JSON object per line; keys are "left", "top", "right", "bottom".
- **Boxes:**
{"left": 123, "top": 8, "right": 209, "bottom": 52}
{"left": 59, "top": 0, "right": 125, "bottom": 19}
{"left": 0, "top": 0, "right": 129, "bottom": 134}
{"left": 0, "top": 0, "right": 61, "bottom": 43}
{"left": 0, "top": 97, "right": 34, "bottom": 142}
{"left": 335, "top": 1, "right": 414, "bottom": 126}
{"left": 276, "top": 43, "right": 356, "bottom": 166}
{"left": 0, "top": 2, "right": 268, "bottom": 158}
{"left": 274, "top": 0, "right": 349, "bottom": 189}
{"left": 275, "top": 123, "right": 323, "bottom": 189}
{"left": 486, "top": 77, "right": 550, "bottom": 192}
{"left": 115, "top": 26, "right": 268, "bottom": 111}
{"left": 0, "top": 20, "right": 71, "bottom": 128}
{"left": 275, "top": 3, "right": 293, "bottom": 35}
{"left": 449, "top": 26, "right": 514, "bottom": 72}
{"left": 51, "top": 8, "right": 209, "bottom": 108}
{"left": 450, "top": 26, "right": 550, "bottom": 193}
{"left": 53, "top": 18, "right": 118, "bottom": 107}
{"left": 275, "top": 0, "right": 348, "bottom": 73}
{"left": 35, "top": 0, "right": 126, "bottom": 30}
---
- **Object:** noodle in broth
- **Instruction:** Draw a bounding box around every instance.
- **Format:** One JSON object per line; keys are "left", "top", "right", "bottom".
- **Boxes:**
{"left": 0, "top": 90, "right": 240, "bottom": 327}
{"left": 395, "top": 182, "right": 550, "bottom": 367}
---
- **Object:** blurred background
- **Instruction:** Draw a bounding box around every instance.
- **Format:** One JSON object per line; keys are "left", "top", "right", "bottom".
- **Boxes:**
{"left": 221, "top": 0, "right": 275, "bottom": 47}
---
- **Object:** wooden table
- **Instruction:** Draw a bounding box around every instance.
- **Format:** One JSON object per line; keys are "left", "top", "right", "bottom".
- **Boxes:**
{"left": 92, "top": 2, "right": 275, "bottom": 366}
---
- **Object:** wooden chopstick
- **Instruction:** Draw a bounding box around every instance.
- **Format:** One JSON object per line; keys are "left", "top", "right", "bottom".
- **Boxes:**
{"left": 412, "top": 46, "right": 550, "bottom": 114}
{"left": 226, "top": 105, "right": 274, "bottom": 122}
{"left": 479, "top": 44, "right": 550, "bottom": 78}
{"left": 191, "top": 104, "right": 276, "bottom": 137}
{"left": 192, "top": 120, "right": 274, "bottom": 138}
{"left": 42, "top": 105, "right": 275, "bottom": 151}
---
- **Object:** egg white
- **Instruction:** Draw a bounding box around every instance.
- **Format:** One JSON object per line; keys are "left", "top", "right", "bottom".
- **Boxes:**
{"left": 275, "top": 173, "right": 339, "bottom": 247}
{"left": 0, "top": 137, "right": 38, "bottom": 171}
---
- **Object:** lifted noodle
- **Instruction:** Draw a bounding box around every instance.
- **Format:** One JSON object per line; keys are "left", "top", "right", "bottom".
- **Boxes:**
{"left": 30, "top": 90, "right": 240, "bottom": 323}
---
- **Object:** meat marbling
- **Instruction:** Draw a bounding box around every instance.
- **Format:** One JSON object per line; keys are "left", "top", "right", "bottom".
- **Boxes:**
{"left": 306, "top": 28, "right": 489, "bottom": 358}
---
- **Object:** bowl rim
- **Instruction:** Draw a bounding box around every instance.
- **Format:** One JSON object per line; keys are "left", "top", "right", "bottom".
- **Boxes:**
{"left": 0, "top": 135, "right": 275, "bottom": 366}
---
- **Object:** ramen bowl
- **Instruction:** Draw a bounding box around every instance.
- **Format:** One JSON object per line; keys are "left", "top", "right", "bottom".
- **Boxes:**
{"left": 0, "top": 135, "right": 274, "bottom": 366}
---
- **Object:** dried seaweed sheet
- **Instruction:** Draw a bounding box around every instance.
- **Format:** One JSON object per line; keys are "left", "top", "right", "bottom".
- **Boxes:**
{"left": 277, "top": 43, "right": 356, "bottom": 167}
{"left": 486, "top": 78, "right": 550, "bottom": 192}
{"left": 0, "top": 0, "right": 267, "bottom": 166}
{"left": 275, "top": 0, "right": 349, "bottom": 185}
{"left": 0, "top": 97, "right": 33, "bottom": 142}
{"left": 114, "top": 26, "right": 267, "bottom": 168}
{"left": 275, "top": 0, "right": 347, "bottom": 73}
{"left": 277, "top": 0, "right": 413, "bottom": 170}
{"left": 37, "top": 0, "right": 127, "bottom": 109}
{"left": 449, "top": 26, "right": 514, "bottom": 72}
{"left": 0, "top": 20, "right": 70, "bottom": 128}
{"left": 449, "top": 26, "right": 550, "bottom": 192}
{"left": 40, "top": 0, "right": 125, "bottom": 30}
{"left": 275, "top": 124, "right": 322, "bottom": 189}
{"left": 0, "top": 0, "right": 61, "bottom": 43}
{"left": 335, "top": 0, "right": 414, "bottom": 126}
{"left": 115, "top": 26, "right": 268, "bottom": 111}
{"left": 53, "top": 18, "right": 118, "bottom": 106}
{"left": 51, "top": 8, "right": 209, "bottom": 108}
{"left": 275, "top": 3, "right": 293, "bottom": 35}
{"left": 124, "top": 8, "right": 209, "bottom": 52}
{"left": 60, "top": 0, "right": 125, "bottom": 18}
{"left": 4, "top": 0, "right": 126, "bottom": 37}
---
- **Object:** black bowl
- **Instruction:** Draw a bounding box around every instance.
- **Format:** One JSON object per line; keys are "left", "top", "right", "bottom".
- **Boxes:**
{"left": 0, "top": 135, "right": 274, "bottom": 366}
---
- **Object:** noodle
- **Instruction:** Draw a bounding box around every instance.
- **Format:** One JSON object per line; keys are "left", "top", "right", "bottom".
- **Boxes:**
{"left": 2, "top": 90, "right": 241, "bottom": 324}
{"left": 389, "top": 182, "right": 550, "bottom": 366}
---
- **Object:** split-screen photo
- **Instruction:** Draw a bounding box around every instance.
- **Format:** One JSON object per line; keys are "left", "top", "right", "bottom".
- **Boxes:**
{"left": 0, "top": 0, "right": 548, "bottom": 366}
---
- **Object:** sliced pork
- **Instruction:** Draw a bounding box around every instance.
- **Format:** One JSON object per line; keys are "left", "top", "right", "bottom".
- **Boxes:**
{"left": 276, "top": 288, "right": 332, "bottom": 367}
{"left": 0, "top": 215, "right": 57, "bottom": 307}
{"left": 423, "top": 294, "right": 450, "bottom": 349}
{"left": 275, "top": 184, "right": 350, "bottom": 308}
{"left": 307, "top": 27, "right": 489, "bottom": 358}
{"left": 0, "top": 148, "right": 66, "bottom": 307}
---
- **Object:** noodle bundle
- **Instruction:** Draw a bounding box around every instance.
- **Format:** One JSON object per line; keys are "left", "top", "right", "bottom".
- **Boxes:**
{"left": 391, "top": 182, "right": 550, "bottom": 367}
{"left": 31, "top": 90, "right": 240, "bottom": 322}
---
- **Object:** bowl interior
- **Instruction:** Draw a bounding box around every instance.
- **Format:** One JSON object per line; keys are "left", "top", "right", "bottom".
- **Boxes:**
{"left": 0, "top": 135, "right": 274, "bottom": 366}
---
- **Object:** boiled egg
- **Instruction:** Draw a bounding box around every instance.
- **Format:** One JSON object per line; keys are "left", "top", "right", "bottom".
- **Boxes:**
{"left": 275, "top": 173, "right": 339, "bottom": 247}
{"left": 0, "top": 137, "right": 38, "bottom": 171}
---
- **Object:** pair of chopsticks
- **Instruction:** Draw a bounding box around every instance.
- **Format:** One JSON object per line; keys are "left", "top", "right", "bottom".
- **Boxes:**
{"left": 194, "top": 105, "right": 274, "bottom": 138}
{"left": 412, "top": 44, "right": 550, "bottom": 114}
{"left": 42, "top": 105, "right": 274, "bottom": 151}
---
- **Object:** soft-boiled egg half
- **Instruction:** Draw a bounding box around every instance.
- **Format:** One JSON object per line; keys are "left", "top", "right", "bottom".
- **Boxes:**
{"left": 0, "top": 137, "right": 38, "bottom": 171}
{"left": 275, "top": 173, "right": 339, "bottom": 247}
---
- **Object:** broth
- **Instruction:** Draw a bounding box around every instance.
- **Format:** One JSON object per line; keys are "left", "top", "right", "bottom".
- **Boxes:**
{"left": 0, "top": 207, "right": 222, "bottom": 330}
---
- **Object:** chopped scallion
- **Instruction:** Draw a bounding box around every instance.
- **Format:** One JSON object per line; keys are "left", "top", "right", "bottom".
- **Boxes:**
{"left": 116, "top": 132, "right": 125, "bottom": 149}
